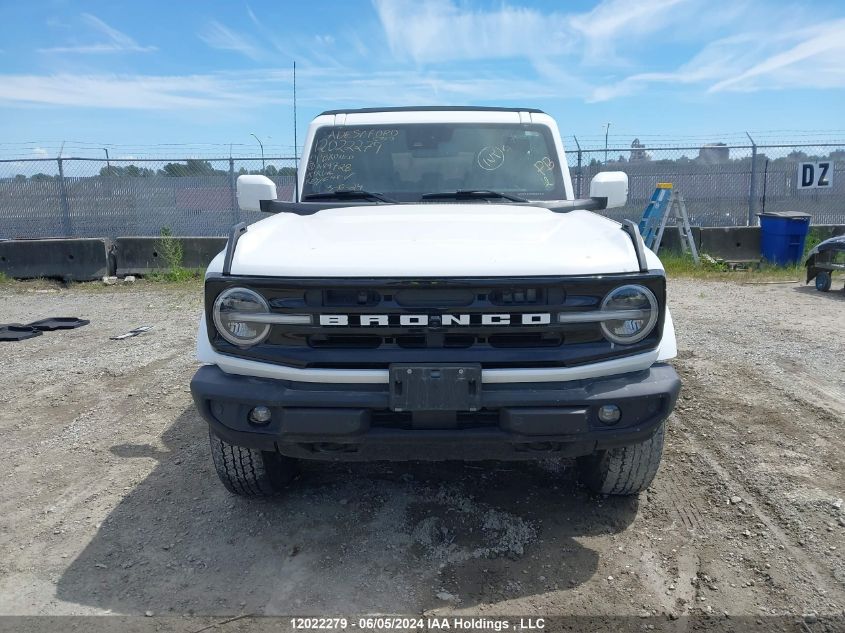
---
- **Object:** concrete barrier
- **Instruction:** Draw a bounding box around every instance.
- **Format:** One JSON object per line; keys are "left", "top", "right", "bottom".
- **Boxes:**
{"left": 657, "top": 227, "right": 701, "bottom": 254}
{"left": 0, "top": 238, "right": 110, "bottom": 281}
{"left": 113, "top": 237, "right": 227, "bottom": 276}
{"left": 699, "top": 226, "right": 761, "bottom": 261}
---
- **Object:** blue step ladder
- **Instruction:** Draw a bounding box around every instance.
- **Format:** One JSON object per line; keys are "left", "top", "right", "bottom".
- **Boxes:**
{"left": 639, "top": 183, "right": 699, "bottom": 263}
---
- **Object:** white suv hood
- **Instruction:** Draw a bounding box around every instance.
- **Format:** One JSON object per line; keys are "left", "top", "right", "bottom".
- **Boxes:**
{"left": 212, "top": 204, "right": 659, "bottom": 277}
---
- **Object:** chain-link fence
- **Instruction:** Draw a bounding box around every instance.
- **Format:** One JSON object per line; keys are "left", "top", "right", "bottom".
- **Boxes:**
{"left": 568, "top": 143, "right": 845, "bottom": 227}
{"left": 0, "top": 157, "right": 296, "bottom": 238}
{"left": 1, "top": 143, "right": 843, "bottom": 238}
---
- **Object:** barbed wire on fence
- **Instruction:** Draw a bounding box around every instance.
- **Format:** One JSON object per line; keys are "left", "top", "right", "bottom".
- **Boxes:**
{"left": 0, "top": 141, "right": 843, "bottom": 239}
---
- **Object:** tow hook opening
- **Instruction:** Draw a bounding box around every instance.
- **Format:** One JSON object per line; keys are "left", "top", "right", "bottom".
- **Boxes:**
{"left": 515, "top": 442, "right": 563, "bottom": 453}
{"left": 307, "top": 442, "right": 359, "bottom": 454}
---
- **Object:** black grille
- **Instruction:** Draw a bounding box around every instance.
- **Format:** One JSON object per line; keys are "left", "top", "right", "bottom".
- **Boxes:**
{"left": 205, "top": 274, "right": 666, "bottom": 370}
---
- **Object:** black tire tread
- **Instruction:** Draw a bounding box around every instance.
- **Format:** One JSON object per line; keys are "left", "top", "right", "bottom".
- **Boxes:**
{"left": 578, "top": 423, "right": 665, "bottom": 495}
{"left": 208, "top": 431, "right": 296, "bottom": 497}
{"left": 816, "top": 272, "right": 832, "bottom": 292}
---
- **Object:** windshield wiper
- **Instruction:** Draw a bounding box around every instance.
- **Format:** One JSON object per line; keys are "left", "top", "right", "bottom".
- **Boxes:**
{"left": 302, "top": 189, "right": 397, "bottom": 203}
{"left": 420, "top": 189, "right": 528, "bottom": 203}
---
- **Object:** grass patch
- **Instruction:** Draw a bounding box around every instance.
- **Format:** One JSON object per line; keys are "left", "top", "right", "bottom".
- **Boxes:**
{"left": 145, "top": 267, "right": 204, "bottom": 283}
{"left": 0, "top": 271, "right": 10, "bottom": 284}
{"left": 661, "top": 251, "right": 804, "bottom": 282}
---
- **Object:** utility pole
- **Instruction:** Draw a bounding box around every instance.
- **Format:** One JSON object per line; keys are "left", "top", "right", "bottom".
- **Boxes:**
{"left": 746, "top": 132, "right": 758, "bottom": 226}
{"left": 57, "top": 141, "right": 70, "bottom": 236}
{"left": 603, "top": 122, "right": 612, "bottom": 164}
{"left": 573, "top": 135, "right": 583, "bottom": 198}
{"left": 103, "top": 148, "right": 110, "bottom": 173}
{"left": 250, "top": 133, "right": 265, "bottom": 172}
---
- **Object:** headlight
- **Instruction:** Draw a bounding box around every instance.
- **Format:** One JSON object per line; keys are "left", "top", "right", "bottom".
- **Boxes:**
{"left": 599, "top": 284, "right": 658, "bottom": 345}
{"left": 212, "top": 287, "right": 271, "bottom": 347}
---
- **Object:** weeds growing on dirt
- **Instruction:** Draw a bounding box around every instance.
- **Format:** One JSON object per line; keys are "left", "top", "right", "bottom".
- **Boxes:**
{"left": 150, "top": 227, "right": 200, "bottom": 282}
{"left": 145, "top": 268, "right": 204, "bottom": 283}
{"left": 661, "top": 252, "right": 804, "bottom": 281}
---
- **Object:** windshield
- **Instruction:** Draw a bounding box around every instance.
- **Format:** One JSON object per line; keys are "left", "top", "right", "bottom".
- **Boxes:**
{"left": 302, "top": 123, "right": 565, "bottom": 202}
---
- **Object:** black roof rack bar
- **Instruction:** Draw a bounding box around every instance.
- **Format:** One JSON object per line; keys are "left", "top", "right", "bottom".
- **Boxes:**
{"left": 222, "top": 222, "right": 248, "bottom": 276}
{"left": 621, "top": 220, "right": 648, "bottom": 272}
{"left": 318, "top": 106, "right": 545, "bottom": 116}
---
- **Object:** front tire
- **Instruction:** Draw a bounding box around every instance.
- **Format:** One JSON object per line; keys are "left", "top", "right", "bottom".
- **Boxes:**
{"left": 208, "top": 431, "right": 298, "bottom": 496}
{"left": 815, "top": 271, "right": 832, "bottom": 292}
{"left": 577, "top": 422, "right": 665, "bottom": 495}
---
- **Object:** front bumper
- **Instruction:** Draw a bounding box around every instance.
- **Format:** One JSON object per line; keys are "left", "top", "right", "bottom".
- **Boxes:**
{"left": 190, "top": 363, "right": 681, "bottom": 461}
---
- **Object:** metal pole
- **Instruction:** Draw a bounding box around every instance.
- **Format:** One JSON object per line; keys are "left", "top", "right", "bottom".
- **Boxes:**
{"left": 573, "top": 136, "right": 582, "bottom": 198}
{"left": 229, "top": 157, "right": 239, "bottom": 223}
{"left": 746, "top": 132, "right": 757, "bottom": 225}
{"left": 761, "top": 158, "right": 769, "bottom": 214}
{"left": 250, "top": 133, "right": 265, "bottom": 171}
{"left": 57, "top": 157, "right": 71, "bottom": 236}
{"left": 293, "top": 60, "right": 299, "bottom": 203}
{"left": 101, "top": 147, "right": 114, "bottom": 199}
{"left": 603, "top": 123, "right": 611, "bottom": 164}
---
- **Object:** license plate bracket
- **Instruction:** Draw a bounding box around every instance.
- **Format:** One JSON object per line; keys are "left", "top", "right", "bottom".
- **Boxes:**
{"left": 389, "top": 364, "right": 482, "bottom": 412}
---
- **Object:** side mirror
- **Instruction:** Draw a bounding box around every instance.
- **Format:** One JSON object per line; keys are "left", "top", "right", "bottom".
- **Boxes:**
{"left": 236, "top": 175, "right": 277, "bottom": 212}
{"left": 590, "top": 172, "right": 628, "bottom": 208}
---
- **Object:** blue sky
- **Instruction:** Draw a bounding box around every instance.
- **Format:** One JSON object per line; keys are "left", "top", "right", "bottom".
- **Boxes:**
{"left": 1, "top": 0, "right": 844, "bottom": 159}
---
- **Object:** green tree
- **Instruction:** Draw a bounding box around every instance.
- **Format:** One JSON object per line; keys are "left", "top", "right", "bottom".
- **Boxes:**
{"left": 159, "top": 159, "right": 222, "bottom": 177}
{"left": 99, "top": 164, "right": 155, "bottom": 177}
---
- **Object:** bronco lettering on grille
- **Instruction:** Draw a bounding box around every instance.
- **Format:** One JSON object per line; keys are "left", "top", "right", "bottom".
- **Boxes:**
{"left": 318, "top": 313, "right": 552, "bottom": 327}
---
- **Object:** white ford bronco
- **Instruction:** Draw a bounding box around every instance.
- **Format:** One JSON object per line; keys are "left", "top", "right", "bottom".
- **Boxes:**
{"left": 191, "top": 107, "right": 680, "bottom": 497}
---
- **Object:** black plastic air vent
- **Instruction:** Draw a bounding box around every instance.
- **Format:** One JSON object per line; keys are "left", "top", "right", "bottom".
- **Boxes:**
{"left": 323, "top": 289, "right": 381, "bottom": 306}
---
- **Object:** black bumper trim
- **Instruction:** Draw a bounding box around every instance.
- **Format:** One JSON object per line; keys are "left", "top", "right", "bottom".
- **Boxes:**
{"left": 190, "top": 363, "right": 681, "bottom": 461}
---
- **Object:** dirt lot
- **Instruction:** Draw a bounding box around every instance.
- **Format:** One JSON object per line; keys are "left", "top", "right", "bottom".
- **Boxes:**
{"left": 0, "top": 278, "right": 843, "bottom": 625}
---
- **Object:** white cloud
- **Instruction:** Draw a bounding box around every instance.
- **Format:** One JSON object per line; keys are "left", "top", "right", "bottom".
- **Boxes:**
{"left": 0, "top": 73, "right": 250, "bottom": 110}
{"left": 9, "top": 1, "right": 845, "bottom": 115}
{"left": 569, "top": 0, "right": 690, "bottom": 64}
{"left": 0, "top": 66, "right": 568, "bottom": 111}
{"left": 709, "top": 19, "right": 845, "bottom": 92}
{"left": 39, "top": 13, "right": 156, "bottom": 54}
{"left": 589, "top": 16, "right": 845, "bottom": 101}
{"left": 198, "top": 21, "right": 263, "bottom": 61}
{"left": 373, "top": 0, "right": 573, "bottom": 64}
{"left": 372, "top": 0, "right": 696, "bottom": 67}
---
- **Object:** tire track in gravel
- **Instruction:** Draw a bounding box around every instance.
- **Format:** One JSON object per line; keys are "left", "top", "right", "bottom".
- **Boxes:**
{"left": 671, "top": 355, "right": 845, "bottom": 609}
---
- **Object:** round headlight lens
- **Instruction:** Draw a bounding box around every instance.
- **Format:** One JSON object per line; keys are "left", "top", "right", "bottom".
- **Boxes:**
{"left": 600, "top": 284, "right": 658, "bottom": 345}
{"left": 213, "top": 287, "right": 271, "bottom": 347}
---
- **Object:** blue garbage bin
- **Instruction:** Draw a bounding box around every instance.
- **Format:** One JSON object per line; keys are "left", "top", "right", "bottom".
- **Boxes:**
{"left": 757, "top": 211, "right": 811, "bottom": 266}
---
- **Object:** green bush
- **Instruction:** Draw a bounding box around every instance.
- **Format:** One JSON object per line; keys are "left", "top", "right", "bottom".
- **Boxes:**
{"left": 148, "top": 227, "right": 203, "bottom": 282}
{"left": 803, "top": 227, "right": 825, "bottom": 260}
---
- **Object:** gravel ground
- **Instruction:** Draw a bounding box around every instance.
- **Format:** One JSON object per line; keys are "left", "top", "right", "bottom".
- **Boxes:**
{"left": 0, "top": 278, "right": 843, "bottom": 627}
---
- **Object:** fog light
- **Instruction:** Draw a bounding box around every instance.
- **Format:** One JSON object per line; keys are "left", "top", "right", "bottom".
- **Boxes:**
{"left": 249, "top": 406, "right": 272, "bottom": 425}
{"left": 597, "top": 404, "right": 621, "bottom": 425}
